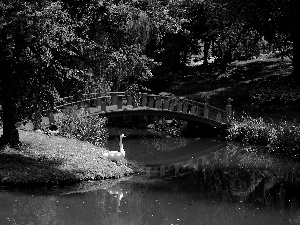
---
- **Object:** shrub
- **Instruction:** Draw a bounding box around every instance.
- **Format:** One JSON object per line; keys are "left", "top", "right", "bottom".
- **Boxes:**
{"left": 269, "top": 121, "right": 300, "bottom": 158}
{"left": 55, "top": 108, "right": 108, "bottom": 147}
{"left": 227, "top": 116, "right": 300, "bottom": 159}
{"left": 227, "top": 116, "right": 271, "bottom": 146}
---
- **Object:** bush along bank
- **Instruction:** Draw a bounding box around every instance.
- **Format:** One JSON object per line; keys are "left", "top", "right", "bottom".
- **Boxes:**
{"left": 0, "top": 109, "right": 133, "bottom": 187}
{"left": 227, "top": 116, "right": 300, "bottom": 159}
{"left": 54, "top": 107, "right": 109, "bottom": 148}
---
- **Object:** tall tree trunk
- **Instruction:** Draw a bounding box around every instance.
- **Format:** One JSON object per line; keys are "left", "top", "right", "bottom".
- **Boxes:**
{"left": 219, "top": 51, "right": 232, "bottom": 73}
{"left": 292, "top": 0, "right": 300, "bottom": 83}
{"left": 203, "top": 39, "right": 210, "bottom": 65}
{"left": 0, "top": 62, "right": 19, "bottom": 148}
{"left": 292, "top": 23, "right": 300, "bottom": 83}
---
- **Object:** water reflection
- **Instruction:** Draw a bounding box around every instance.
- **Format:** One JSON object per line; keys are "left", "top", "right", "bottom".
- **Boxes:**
{"left": 105, "top": 183, "right": 128, "bottom": 213}
{"left": 2, "top": 136, "right": 300, "bottom": 224}
{"left": 132, "top": 146, "right": 230, "bottom": 179}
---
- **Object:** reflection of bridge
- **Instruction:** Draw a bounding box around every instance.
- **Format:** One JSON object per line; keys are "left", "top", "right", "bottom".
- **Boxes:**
{"left": 132, "top": 147, "right": 230, "bottom": 178}
{"left": 47, "top": 92, "right": 233, "bottom": 129}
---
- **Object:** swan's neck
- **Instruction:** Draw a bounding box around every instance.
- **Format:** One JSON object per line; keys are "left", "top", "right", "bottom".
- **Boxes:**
{"left": 119, "top": 137, "right": 125, "bottom": 154}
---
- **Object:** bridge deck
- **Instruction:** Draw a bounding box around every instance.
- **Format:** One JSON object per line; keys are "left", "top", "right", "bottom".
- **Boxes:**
{"left": 88, "top": 105, "right": 146, "bottom": 113}
{"left": 87, "top": 105, "right": 227, "bottom": 128}
{"left": 44, "top": 92, "right": 233, "bottom": 129}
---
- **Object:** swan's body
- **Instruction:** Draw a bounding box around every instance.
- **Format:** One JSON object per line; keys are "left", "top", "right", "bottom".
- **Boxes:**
{"left": 103, "top": 134, "right": 126, "bottom": 162}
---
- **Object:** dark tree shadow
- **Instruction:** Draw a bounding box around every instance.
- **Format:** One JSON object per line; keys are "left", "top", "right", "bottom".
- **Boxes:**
{"left": 0, "top": 149, "right": 78, "bottom": 189}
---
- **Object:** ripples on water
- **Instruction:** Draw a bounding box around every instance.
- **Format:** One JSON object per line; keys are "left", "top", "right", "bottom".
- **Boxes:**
{"left": 1, "top": 131, "right": 300, "bottom": 225}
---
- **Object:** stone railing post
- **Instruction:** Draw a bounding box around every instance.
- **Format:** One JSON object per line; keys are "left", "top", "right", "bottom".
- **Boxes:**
{"left": 162, "top": 96, "right": 170, "bottom": 110}
{"left": 96, "top": 93, "right": 102, "bottom": 108}
{"left": 182, "top": 102, "right": 189, "bottom": 114}
{"left": 100, "top": 97, "right": 107, "bottom": 112}
{"left": 141, "top": 93, "right": 148, "bottom": 107}
{"left": 111, "top": 93, "right": 118, "bottom": 106}
{"left": 190, "top": 104, "right": 197, "bottom": 115}
{"left": 176, "top": 97, "right": 185, "bottom": 112}
{"left": 148, "top": 95, "right": 155, "bottom": 108}
{"left": 169, "top": 98, "right": 176, "bottom": 111}
{"left": 117, "top": 95, "right": 123, "bottom": 110}
{"left": 216, "top": 111, "right": 222, "bottom": 122}
{"left": 226, "top": 98, "right": 233, "bottom": 123}
{"left": 126, "top": 94, "right": 133, "bottom": 106}
{"left": 155, "top": 96, "right": 162, "bottom": 109}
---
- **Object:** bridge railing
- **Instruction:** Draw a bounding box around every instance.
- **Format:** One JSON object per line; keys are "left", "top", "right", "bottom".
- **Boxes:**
{"left": 52, "top": 92, "right": 232, "bottom": 125}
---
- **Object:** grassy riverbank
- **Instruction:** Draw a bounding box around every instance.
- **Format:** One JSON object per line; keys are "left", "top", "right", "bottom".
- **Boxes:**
{"left": 0, "top": 129, "right": 132, "bottom": 187}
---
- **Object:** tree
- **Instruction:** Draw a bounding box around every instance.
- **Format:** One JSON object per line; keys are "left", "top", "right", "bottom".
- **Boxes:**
{"left": 201, "top": 0, "right": 261, "bottom": 70}
{"left": 194, "top": 0, "right": 299, "bottom": 75}
{"left": 243, "top": 0, "right": 299, "bottom": 81}
{"left": 61, "top": 0, "right": 158, "bottom": 92}
{"left": 177, "top": 0, "right": 212, "bottom": 65}
{"left": 0, "top": 1, "right": 88, "bottom": 147}
{"left": 165, "top": 0, "right": 259, "bottom": 70}
{"left": 291, "top": 0, "right": 300, "bottom": 81}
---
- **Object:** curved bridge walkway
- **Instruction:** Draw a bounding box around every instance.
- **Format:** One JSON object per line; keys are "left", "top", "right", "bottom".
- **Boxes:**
{"left": 46, "top": 92, "right": 233, "bottom": 129}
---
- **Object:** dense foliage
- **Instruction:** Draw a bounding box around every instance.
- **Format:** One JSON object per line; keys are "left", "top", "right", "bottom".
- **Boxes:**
{"left": 0, "top": 0, "right": 299, "bottom": 147}
{"left": 0, "top": 1, "right": 89, "bottom": 117}
{"left": 55, "top": 108, "right": 108, "bottom": 147}
{"left": 227, "top": 116, "right": 300, "bottom": 159}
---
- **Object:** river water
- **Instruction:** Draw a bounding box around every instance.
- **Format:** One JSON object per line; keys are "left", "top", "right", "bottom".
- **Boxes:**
{"left": 1, "top": 129, "right": 300, "bottom": 225}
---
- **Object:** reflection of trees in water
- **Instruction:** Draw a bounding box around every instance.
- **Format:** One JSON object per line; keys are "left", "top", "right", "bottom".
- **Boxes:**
{"left": 127, "top": 144, "right": 300, "bottom": 223}
{"left": 119, "top": 174, "right": 300, "bottom": 224}
{"left": 182, "top": 163, "right": 300, "bottom": 210}
{"left": 4, "top": 163, "right": 300, "bottom": 225}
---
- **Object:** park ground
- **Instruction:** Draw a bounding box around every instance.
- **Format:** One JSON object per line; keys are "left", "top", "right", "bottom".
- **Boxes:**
{"left": 0, "top": 57, "right": 298, "bottom": 187}
{"left": 0, "top": 129, "right": 132, "bottom": 187}
{"left": 170, "top": 57, "right": 298, "bottom": 122}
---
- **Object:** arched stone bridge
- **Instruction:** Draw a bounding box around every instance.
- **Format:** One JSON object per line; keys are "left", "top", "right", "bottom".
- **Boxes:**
{"left": 46, "top": 92, "right": 233, "bottom": 129}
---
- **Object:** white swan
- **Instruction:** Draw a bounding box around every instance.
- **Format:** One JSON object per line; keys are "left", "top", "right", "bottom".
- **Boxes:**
{"left": 103, "top": 134, "right": 126, "bottom": 162}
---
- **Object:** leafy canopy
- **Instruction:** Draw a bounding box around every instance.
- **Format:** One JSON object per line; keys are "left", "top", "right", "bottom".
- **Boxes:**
{"left": 0, "top": 1, "right": 90, "bottom": 121}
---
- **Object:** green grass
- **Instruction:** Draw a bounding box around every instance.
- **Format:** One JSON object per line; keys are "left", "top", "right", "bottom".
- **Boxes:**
{"left": 0, "top": 129, "right": 132, "bottom": 187}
